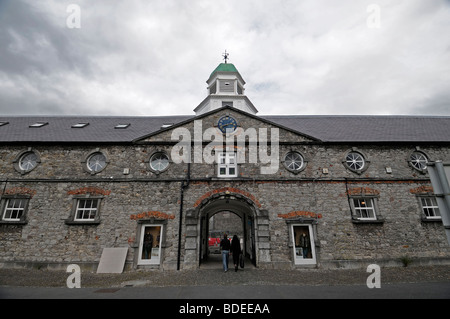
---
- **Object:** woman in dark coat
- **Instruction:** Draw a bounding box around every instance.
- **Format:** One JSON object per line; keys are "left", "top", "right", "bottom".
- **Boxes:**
{"left": 231, "top": 235, "right": 241, "bottom": 272}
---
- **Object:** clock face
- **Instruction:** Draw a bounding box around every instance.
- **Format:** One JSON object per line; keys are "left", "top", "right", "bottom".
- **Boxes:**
{"left": 218, "top": 115, "right": 238, "bottom": 133}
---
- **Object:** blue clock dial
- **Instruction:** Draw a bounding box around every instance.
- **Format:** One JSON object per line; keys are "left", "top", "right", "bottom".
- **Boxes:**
{"left": 218, "top": 116, "right": 238, "bottom": 133}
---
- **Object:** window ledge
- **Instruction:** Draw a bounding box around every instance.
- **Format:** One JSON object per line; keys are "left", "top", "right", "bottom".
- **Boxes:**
{"left": 421, "top": 217, "right": 442, "bottom": 223}
{"left": 351, "top": 218, "right": 384, "bottom": 225}
{"left": 0, "top": 221, "right": 28, "bottom": 226}
{"left": 65, "top": 220, "right": 100, "bottom": 226}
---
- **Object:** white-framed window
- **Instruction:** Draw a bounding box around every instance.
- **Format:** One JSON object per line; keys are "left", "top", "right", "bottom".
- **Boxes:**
{"left": 149, "top": 152, "right": 170, "bottom": 172}
{"left": 87, "top": 152, "right": 107, "bottom": 173}
{"left": 13, "top": 149, "right": 41, "bottom": 174}
{"left": 82, "top": 149, "right": 109, "bottom": 175}
{"left": 351, "top": 198, "right": 377, "bottom": 221}
{"left": 409, "top": 151, "right": 428, "bottom": 172}
{"left": 74, "top": 198, "right": 100, "bottom": 221}
{"left": 419, "top": 197, "right": 441, "bottom": 220}
{"left": 217, "top": 152, "right": 238, "bottom": 178}
{"left": 19, "top": 152, "right": 39, "bottom": 172}
{"left": 291, "top": 224, "right": 316, "bottom": 265}
{"left": 345, "top": 152, "right": 365, "bottom": 172}
{"left": 138, "top": 224, "right": 163, "bottom": 265}
{"left": 1, "top": 198, "right": 28, "bottom": 222}
{"left": 283, "top": 151, "right": 306, "bottom": 173}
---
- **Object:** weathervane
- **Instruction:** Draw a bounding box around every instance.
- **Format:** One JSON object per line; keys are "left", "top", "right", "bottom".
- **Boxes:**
{"left": 222, "top": 50, "right": 229, "bottom": 64}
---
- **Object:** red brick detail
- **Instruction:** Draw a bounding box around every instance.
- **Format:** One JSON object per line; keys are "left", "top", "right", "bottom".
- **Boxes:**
{"left": 346, "top": 187, "right": 380, "bottom": 196}
{"left": 67, "top": 187, "right": 111, "bottom": 196}
{"left": 409, "top": 185, "right": 434, "bottom": 194}
{"left": 193, "top": 187, "right": 261, "bottom": 208}
{"left": 2, "top": 187, "right": 37, "bottom": 198}
{"left": 278, "top": 211, "right": 322, "bottom": 219}
{"left": 130, "top": 211, "right": 175, "bottom": 220}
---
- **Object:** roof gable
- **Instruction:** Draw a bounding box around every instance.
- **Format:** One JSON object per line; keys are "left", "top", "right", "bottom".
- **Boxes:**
{"left": 134, "top": 106, "right": 320, "bottom": 144}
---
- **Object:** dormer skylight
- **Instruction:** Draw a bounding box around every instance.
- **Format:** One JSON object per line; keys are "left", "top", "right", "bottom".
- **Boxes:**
{"left": 115, "top": 123, "right": 130, "bottom": 129}
{"left": 161, "top": 123, "right": 173, "bottom": 129}
{"left": 71, "top": 123, "right": 89, "bottom": 128}
{"left": 0, "top": 121, "right": 9, "bottom": 127}
{"left": 29, "top": 122, "right": 48, "bottom": 128}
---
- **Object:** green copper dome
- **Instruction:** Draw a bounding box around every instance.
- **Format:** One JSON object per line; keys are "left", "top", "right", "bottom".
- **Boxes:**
{"left": 209, "top": 63, "right": 239, "bottom": 78}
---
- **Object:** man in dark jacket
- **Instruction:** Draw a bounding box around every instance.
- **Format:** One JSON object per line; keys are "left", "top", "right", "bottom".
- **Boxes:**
{"left": 220, "top": 233, "right": 231, "bottom": 272}
{"left": 231, "top": 235, "right": 242, "bottom": 272}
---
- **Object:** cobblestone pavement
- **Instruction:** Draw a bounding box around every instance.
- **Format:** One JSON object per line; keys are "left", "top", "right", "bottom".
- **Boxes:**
{"left": 1, "top": 264, "right": 449, "bottom": 289}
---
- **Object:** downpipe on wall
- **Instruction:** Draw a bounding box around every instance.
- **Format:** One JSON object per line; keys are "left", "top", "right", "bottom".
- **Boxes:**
{"left": 177, "top": 163, "right": 190, "bottom": 270}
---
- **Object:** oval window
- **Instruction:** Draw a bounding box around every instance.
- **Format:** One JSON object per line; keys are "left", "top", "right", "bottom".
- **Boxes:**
{"left": 87, "top": 152, "right": 107, "bottom": 173}
{"left": 150, "top": 152, "right": 169, "bottom": 172}
{"left": 284, "top": 152, "right": 304, "bottom": 172}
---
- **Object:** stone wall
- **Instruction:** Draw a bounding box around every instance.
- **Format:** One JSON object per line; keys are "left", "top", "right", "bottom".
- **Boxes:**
{"left": 1, "top": 138, "right": 450, "bottom": 270}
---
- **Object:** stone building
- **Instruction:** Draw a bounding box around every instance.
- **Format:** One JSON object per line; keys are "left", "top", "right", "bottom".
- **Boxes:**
{"left": 0, "top": 61, "right": 449, "bottom": 271}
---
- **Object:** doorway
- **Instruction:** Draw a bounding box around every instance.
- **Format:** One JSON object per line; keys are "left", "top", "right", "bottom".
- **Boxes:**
{"left": 199, "top": 210, "right": 256, "bottom": 269}
{"left": 184, "top": 189, "right": 270, "bottom": 270}
{"left": 291, "top": 224, "right": 316, "bottom": 265}
{"left": 137, "top": 224, "right": 163, "bottom": 265}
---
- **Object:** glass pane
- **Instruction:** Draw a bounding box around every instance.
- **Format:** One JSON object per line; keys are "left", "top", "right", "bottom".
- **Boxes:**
{"left": 150, "top": 153, "right": 169, "bottom": 171}
{"left": 293, "top": 226, "right": 312, "bottom": 259}
{"left": 141, "top": 226, "right": 161, "bottom": 260}
{"left": 88, "top": 153, "right": 106, "bottom": 172}
{"left": 346, "top": 152, "right": 364, "bottom": 170}
{"left": 410, "top": 152, "right": 427, "bottom": 170}
{"left": 19, "top": 152, "right": 38, "bottom": 171}
{"left": 285, "top": 152, "right": 303, "bottom": 171}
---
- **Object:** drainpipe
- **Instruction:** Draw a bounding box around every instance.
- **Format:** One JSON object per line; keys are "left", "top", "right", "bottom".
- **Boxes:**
{"left": 177, "top": 163, "right": 190, "bottom": 270}
{"left": 1, "top": 178, "right": 7, "bottom": 198}
{"left": 344, "top": 178, "right": 353, "bottom": 217}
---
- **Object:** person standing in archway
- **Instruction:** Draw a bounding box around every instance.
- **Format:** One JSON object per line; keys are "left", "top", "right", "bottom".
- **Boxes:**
{"left": 231, "top": 235, "right": 241, "bottom": 272}
{"left": 220, "top": 233, "right": 231, "bottom": 272}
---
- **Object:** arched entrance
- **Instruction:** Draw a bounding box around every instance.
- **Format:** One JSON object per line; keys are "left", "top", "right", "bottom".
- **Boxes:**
{"left": 184, "top": 189, "right": 270, "bottom": 269}
{"left": 199, "top": 209, "right": 256, "bottom": 268}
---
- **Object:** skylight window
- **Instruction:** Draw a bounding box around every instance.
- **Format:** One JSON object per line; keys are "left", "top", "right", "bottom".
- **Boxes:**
{"left": 0, "top": 121, "right": 9, "bottom": 127}
{"left": 115, "top": 123, "right": 130, "bottom": 129}
{"left": 29, "top": 122, "right": 48, "bottom": 128}
{"left": 161, "top": 123, "right": 173, "bottom": 129}
{"left": 72, "top": 123, "right": 89, "bottom": 128}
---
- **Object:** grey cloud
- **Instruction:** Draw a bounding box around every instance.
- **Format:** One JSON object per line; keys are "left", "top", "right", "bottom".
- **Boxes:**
{"left": 0, "top": 0, "right": 449, "bottom": 116}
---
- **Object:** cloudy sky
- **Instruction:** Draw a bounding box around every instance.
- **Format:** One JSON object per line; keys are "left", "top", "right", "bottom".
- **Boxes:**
{"left": 0, "top": 0, "right": 449, "bottom": 117}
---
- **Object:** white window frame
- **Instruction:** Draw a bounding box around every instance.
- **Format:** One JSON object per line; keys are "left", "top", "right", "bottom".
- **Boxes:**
{"left": 291, "top": 224, "right": 316, "bottom": 265}
{"left": 351, "top": 197, "right": 377, "bottom": 221}
{"left": 283, "top": 151, "right": 306, "bottom": 173}
{"left": 87, "top": 152, "right": 107, "bottom": 173}
{"left": 149, "top": 152, "right": 170, "bottom": 173}
{"left": 74, "top": 198, "right": 100, "bottom": 221}
{"left": 409, "top": 151, "right": 428, "bottom": 172}
{"left": 138, "top": 224, "right": 163, "bottom": 265}
{"left": 2, "top": 198, "right": 28, "bottom": 222}
{"left": 419, "top": 196, "right": 441, "bottom": 220}
{"left": 217, "top": 152, "right": 238, "bottom": 178}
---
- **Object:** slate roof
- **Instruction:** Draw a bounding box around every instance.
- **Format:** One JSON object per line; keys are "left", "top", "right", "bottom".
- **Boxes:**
{"left": 0, "top": 110, "right": 449, "bottom": 143}
{"left": 0, "top": 116, "right": 193, "bottom": 143}
{"left": 262, "top": 115, "right": 450, "bottom": 143}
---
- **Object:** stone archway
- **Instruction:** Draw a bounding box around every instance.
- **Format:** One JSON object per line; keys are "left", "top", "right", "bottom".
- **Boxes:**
{"left": 184, "top": 189, "right": 270, "bottom": 269}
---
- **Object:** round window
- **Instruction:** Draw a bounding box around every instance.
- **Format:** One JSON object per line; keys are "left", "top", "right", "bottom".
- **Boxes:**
{"left": 150, "top": 152, "right": 169, "bottom": 172}
{"left": 409, "top": 152, "right": 428, "bottom": 171}
{"left": 345, "top": 152, "right": 365, "bottom": 171}
{"left": 284, "top": 152, "right": 304, "bottom": 172}
{"left": 87, "top": 152, "right": 107, "bottom": 173}
{"left": 19, "top": 152, "right": 38, "bottom": 172}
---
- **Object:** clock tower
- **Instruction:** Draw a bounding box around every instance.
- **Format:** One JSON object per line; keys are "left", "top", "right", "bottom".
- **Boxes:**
{"left": 194, "top": 52, "right": 258, "bottom": 116}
